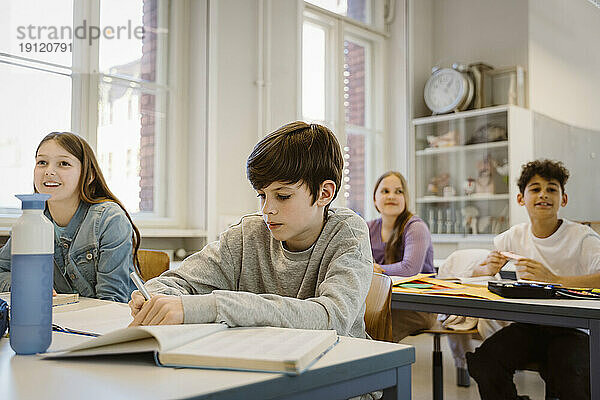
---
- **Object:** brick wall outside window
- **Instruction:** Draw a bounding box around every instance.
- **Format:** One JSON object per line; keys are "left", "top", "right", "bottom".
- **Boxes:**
{"left": 344, "top": 39, "right": 366, "bottom": 215}
{"left": 139, "top": 0, "right": 157, "bottom": 212}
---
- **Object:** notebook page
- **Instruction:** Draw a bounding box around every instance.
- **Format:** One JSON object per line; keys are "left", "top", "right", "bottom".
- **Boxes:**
{"left": 172, "top": 327, "right": 335, "bottom": 361}
{"left": 52, "top": 302, "right": 133, "bottom": 335}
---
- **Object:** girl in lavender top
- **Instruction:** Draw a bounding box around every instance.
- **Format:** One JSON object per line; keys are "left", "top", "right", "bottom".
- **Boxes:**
{"left": 368, "top": 171, "right": 436, "bottom": 341}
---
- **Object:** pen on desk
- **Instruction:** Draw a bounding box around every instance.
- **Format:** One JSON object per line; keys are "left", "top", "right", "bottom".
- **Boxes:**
{"left": 130, "top": 271, "right": 151, "bottom": 301}
{"left": 52, "top": 323, "right": 99, "bottom": 337}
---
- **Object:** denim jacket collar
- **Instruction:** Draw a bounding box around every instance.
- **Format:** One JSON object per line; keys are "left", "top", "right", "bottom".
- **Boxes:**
{"left": 44, "top": 201, "right": 91, "bottom": 243}
{"left": 46, "top": 201, "right": 91, "bottom": 277}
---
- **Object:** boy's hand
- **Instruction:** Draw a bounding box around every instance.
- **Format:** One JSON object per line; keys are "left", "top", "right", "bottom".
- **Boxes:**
{"left": 128, "top": 290, "right": 146, "bottom": 317}
{"left": 477, "top": 250, "right": 508, "bottom": 276}
{"left": 373, "top": 263, "right": 385, "bottom": 274}
{"left": 129, "top": 294, "right": 184, "bottom": 326}
{"left": 515, "top": 259, "right": 558, "bottom": 283}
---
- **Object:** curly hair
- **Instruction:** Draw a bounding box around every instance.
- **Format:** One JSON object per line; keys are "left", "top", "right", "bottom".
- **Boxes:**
{"left": 517, "top": 159, "right": 570, "bottom": 194}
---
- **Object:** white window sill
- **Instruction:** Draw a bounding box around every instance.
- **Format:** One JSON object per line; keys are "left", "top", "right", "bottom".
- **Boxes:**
{"left": 0, "top": 226, "right": 207, "bottom": 239}
{"left": 139, "top": 228, "right": 207, "bottom": 238}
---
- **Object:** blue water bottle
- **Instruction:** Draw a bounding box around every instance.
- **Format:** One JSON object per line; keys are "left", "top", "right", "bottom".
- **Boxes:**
{"left": 10, "top": 194, "right": 54, "bottom": 354}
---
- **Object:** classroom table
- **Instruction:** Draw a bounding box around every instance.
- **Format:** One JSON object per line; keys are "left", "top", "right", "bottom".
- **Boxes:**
{"left": 0, "top": 298, "right": 415, "bottom": 400}
{"left": 392, "top": 291, "right": 600, "bottom": 398}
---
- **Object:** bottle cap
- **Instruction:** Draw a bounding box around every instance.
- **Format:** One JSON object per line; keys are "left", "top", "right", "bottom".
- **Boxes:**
{"left": 15, "top": 194, "right": 51, "bottom": 210}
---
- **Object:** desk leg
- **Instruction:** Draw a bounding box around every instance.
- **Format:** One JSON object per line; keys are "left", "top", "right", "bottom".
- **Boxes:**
{"left": 590, "top": 320, "right": 600, "bottom": 399}
{"left": 382, "top": 365, "right": 411, "bottom": 400}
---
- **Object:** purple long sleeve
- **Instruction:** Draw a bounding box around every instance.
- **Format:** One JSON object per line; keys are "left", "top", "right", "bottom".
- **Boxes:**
{"left": 367, "top": 216, "right": 434, "bottom": 276}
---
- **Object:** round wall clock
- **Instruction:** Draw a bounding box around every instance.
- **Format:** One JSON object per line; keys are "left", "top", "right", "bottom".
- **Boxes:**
{"left": 424, "top": 65, "right": 474, "bottom": 115}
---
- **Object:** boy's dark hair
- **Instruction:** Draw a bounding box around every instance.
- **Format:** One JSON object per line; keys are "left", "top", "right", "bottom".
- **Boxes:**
{"left": 246, "top": 121, "right": 343, "bottom": 213}
{"left": 517, "top": 159, "right": 570, "bottom": 194}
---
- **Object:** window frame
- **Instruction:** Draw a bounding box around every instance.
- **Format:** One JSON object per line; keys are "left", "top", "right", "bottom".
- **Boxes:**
{"left": 304, "top": 0, "right": 384, "bottom": 31}
{"left": 0, "top": 0, "right": 189, "bottom": 229}
{"left": 302, "top": 2, "right": 386, "bottom": 220}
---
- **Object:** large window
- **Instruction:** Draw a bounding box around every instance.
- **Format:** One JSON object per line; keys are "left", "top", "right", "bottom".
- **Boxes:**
{"left": 0, "top": 1, "right": 73, "bottom": 212}
{"left": 0, "top": 0, "right": 176, "bottom": 222}
{"left": 302, "top": 2, "right": 385, "bottom": 219}
{"left": 96, "top": 0, "right": 169, "bottom": 215}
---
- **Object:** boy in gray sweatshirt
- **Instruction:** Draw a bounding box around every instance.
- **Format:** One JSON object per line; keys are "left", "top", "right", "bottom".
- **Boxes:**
{"left": 129, "top": 121, "right": 373, "bottom": 339}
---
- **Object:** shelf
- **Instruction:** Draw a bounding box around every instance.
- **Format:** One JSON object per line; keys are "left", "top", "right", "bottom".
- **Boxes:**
{"left": 416, "top": 141, "right": 508, "bottom": 156}
{"left": 412, "top": 105, "right": 511, "bottom": 126}
{"left": 416, "top": 194, "right": 510, "bottom": 203}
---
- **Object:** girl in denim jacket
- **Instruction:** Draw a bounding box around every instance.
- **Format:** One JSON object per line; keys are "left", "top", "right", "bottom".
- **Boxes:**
{"left": 0, "top": 132, "right": 140, "bottom": 303}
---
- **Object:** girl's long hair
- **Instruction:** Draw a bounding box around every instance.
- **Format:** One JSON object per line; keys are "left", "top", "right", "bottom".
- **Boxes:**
{"left": 36, "top": 132, "right": 141, "bottom": 274}
{"left": 373, "top": 171, "right": 413, "bottom": 264}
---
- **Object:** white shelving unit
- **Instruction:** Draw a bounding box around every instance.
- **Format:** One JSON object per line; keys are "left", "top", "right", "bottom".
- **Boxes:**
{"left": 410, "top": 105, "right": 533, "bottom": 246}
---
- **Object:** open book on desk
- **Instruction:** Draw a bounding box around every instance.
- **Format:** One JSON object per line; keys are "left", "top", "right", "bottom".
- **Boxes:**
{"left": 42, "top": 324, "right": 339, "bottom": 375}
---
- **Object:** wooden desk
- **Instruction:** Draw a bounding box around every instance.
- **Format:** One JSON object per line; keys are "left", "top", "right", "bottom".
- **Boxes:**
{"left": 0, "top": 298, "right": 415, "bottom": 400}
{"left": 392, "top": 291, "right": 600, "bottom": 398}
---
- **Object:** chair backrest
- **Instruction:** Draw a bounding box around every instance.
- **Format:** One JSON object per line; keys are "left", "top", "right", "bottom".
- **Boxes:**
{"left": 138, "top": 249, "right": 170, "bottom": 282}
{"left": 437, "top": 249, "right": 490, "bottom": 279}
{"left": 364, "top": 272, "right": 394, "bottom": 342}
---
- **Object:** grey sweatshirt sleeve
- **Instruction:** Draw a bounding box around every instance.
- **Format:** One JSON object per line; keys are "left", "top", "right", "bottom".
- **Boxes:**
{"left": 144, "top": 236, "right": 239, "bottom": 296}
{"left": 143, "top": 237, "right": 237, "bottom": 325}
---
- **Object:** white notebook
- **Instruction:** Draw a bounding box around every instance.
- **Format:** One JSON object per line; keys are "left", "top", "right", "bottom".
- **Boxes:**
{"left": 43, "top": 324, "right": 338, "bottom": 375}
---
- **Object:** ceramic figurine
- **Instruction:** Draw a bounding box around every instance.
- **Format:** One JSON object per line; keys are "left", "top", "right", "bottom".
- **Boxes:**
{"left": 475, "top": 156, "right": 495, "bottom": 194}
{"left": 443, "top": 185, "right": 456, "bottom": 197}
{"left": 464, "top": 178, "right": 476, "bottom": 195}
{"left": 426, "top": 130, "right": 457, "bottom": 148}
{"left": 461, "top": 205, "right": 479, "bottom": 235}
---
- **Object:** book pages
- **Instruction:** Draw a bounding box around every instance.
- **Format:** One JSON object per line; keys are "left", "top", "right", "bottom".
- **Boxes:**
{"left": 159, "top": 327, "right": 338, "bottom": 373}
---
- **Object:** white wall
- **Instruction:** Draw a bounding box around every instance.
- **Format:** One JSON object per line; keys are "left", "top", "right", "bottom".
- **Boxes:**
{"left": 528, "top": 0, "right": 600, "bottom": 130}
{"left": 187, "top": 0, "right": 208, "bottom": 230}
{"left": 387, "top": 0, "right": 409, "bottom": 174}
{"left": 203, "top": 0, "right": 300, "bottom": 240}
{"left": 409, "top": 0, "right": 529, "bottom": 119}
{"left": 432, "top": 0, "right": 529, "bottom": 72}
{"left": 212, "top": 0, "right": 261, "bottom": 238}
{"left": 408, "top": 0, "right": 434, "bottom": 119}
{"left": 268, "top": 0, "right": 302, "bottom": 131}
